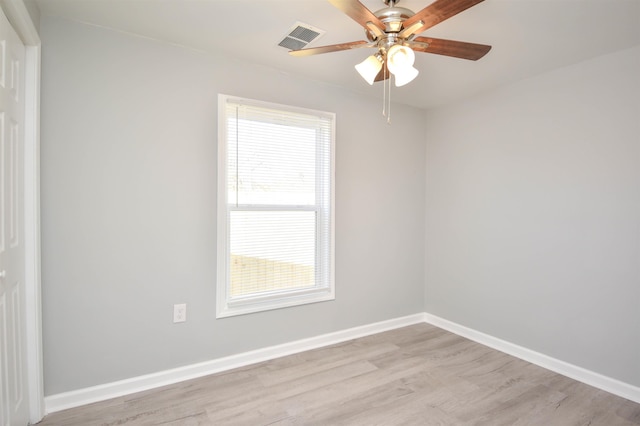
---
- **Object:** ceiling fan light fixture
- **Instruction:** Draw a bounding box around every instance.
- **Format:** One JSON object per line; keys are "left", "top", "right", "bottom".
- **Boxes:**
{"left": 386, "top": 44, "right": 418, "bottom": 86}
{"left": 355, "top": 54, "right": 383, "bottom": 85}
{"left": 386, "top": 44, "right": 415, "bottom": 74}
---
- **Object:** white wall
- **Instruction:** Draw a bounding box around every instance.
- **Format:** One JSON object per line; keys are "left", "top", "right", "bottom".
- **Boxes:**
{"left": 425, "top": 45, "right": 640, "bottom": 387}
{"left": 40, "top": 16, "right": 426, "bottom": 395}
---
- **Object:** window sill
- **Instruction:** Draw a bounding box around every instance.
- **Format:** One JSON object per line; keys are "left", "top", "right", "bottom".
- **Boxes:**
{"left": 216, "top": 289, "right": 335, "bottom": 318}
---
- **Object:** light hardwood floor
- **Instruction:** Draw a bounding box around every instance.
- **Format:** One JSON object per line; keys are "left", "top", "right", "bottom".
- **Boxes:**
{"left": 38, "top": 324, "right": 640, "bottom": 425}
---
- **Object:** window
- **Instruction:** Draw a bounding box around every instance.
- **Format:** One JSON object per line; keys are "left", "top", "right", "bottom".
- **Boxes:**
{"left": 217, "top": 95, "right": 335, "bottom": 318}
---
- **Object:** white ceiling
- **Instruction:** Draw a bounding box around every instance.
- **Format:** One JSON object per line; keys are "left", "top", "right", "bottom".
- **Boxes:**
{"left": 35, "top": 0, "right": 640, "bottom": 109}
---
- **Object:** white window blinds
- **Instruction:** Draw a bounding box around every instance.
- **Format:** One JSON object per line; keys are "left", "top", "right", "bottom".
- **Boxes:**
{"left": 217, "top": 95, "right": 335, "bottom": 317}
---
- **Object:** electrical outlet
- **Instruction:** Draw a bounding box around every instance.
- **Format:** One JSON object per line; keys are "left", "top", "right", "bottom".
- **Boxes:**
{"left": 173, "top": 303, "right": 187, "bottom": 323}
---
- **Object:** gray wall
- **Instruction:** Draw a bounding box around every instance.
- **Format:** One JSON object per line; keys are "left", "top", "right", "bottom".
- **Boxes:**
{"left": 41, "top": 12, "right": 640, "bottom": 398}
{"left": 424, "top": 45, "right": 640, "bottom": 387}
{"left": 23, "top": 0, "right": 40, "bottom": 31}
{"left": 40, "top": 17, "right": 426, "bottom": 395}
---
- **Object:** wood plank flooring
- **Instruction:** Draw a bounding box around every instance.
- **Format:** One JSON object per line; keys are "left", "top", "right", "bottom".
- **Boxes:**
{"left": 37, "top": 323, "right": 640, "bottom": 425}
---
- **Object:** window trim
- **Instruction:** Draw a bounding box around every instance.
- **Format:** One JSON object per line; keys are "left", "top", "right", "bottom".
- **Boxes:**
{"left": 216, "top": 94, "right": 335, "bottom": 318}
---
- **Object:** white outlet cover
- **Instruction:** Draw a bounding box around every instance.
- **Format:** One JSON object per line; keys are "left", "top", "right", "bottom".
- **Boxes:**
{"left": 173, "top": 303, "right": 187, "bottom": 323}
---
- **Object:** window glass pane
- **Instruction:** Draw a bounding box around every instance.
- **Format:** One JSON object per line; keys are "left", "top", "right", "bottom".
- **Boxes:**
{"left": 230, "top": 210, "right": 316, "bottom": 298}
{"left": 227, "top": 112, "right": 320, "bottom": 206}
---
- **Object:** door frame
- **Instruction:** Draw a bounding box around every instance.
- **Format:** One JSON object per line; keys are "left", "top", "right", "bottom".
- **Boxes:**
{"left": 0, "top": 0, "right": 42, "bottom": 422}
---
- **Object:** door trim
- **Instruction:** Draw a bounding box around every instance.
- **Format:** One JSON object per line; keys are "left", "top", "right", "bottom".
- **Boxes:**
{"left": 0, "top": 0, "right": 42, "bottom": 422}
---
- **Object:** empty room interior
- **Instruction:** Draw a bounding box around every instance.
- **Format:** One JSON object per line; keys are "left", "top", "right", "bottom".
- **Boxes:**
{"left": 1, "top": 0, "right": 639, "bottom": 424}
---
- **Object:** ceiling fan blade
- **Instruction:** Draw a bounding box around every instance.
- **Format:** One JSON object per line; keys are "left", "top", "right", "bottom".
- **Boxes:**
{"left": 289, "top": 40, "right": 371, "bottom": 57}
{"left": 411, "top": 37, "right": 491, "bottom": 60}
{"left": 402, "top": 0, "right": 485, "bottom": 36}
{"left": 328, "top": 0, "right": 386, "bottom": 32}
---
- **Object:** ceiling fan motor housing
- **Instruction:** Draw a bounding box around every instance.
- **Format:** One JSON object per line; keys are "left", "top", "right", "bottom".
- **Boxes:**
{"left": 366, "top": 6, "right": 415, "bottom": 41}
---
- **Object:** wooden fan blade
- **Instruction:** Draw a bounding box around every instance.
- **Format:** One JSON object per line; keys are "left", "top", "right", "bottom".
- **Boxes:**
{"left": 411, "top": 37, "right": 491, "bottom": 60}
{"left": 289, "top": 40, "right": 370, "bottom": 57}
{"left": 328, "top": 0, "right": 385, "bottom": 32}
{"left": 402, "top": 0, "right": 485, "bottom": 36}
{"left": 374, "top": 62, "right": 390, "bottom": 82}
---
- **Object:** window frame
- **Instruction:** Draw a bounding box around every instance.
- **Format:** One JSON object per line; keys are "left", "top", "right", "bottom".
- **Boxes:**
{"left": 216, "top": 94, "right": 335, "bottom": 318}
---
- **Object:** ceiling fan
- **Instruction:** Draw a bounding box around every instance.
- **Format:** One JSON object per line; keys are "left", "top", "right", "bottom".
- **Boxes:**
{"left": 289, "top": 0, "right": 491, "bottom": 87}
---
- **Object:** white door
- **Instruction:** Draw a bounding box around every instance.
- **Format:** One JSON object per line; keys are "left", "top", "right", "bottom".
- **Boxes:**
{"left": 0, "top": 5, "right": 28, "bottom": 425}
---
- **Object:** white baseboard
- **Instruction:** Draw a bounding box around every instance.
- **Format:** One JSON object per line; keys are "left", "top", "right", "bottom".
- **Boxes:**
{"left": 44, "top": 313, "right": 425, "bottom": 414}
{"left": 45, "top": 311, "right": 640, "bottom": 414}
{"left": 423, "top": 312, "right": 640, "bottom": 404}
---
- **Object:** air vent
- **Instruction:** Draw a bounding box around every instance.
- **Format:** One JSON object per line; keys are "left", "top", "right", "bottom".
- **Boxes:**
{"left": 278, "top": 22, "right": 325, "bottom": 51}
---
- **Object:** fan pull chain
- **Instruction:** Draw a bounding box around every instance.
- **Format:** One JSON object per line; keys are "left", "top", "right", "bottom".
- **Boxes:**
{"left": 386, "top": 67, "right": 392, "bottom": 124}
{"left": 382, "top": 64, "right": 387, "bottom": 117}
{"left": 382, "top": 63, "right": 392, "bottom": 124}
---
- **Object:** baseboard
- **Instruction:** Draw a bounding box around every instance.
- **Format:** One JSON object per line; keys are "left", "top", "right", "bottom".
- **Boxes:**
{"left": 423, "top": 312, "right": 640, "bottom": 404}
{"left": 45, "top": 311, "right": 640, "bottom": 414}
{"left": 44, "top": 313, "right": 425, "bottom": 414}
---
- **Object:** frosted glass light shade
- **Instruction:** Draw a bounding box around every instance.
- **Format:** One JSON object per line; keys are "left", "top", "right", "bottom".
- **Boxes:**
{"left": 393, "top": 65, "right": 419, "bottom": 87}
{"left": 386, "top": 45, "right": 419, "bottom": 87}
{"left": 386, "top": 45, "right": 415, "bottom": 75}
{"left": 355, "top": 55, "right": 383, "bottom": 85}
